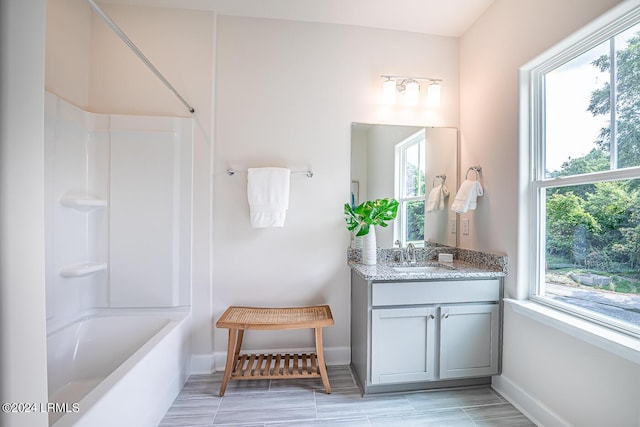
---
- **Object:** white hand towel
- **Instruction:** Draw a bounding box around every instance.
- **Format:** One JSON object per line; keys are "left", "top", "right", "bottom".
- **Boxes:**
{"left": 426, "top": 184, "right": 450, "bottom": 213}
{"left": 439, "top": 184, "right": 450, "bottom": 211}
{"left": 426, "top": 186, "right": 441, "bottom": 213}
{"left": 450, "top": 179, "right": 483, "bottom": 213}
{"left": 247, "top": 167, "right": 291, "bottom": 228}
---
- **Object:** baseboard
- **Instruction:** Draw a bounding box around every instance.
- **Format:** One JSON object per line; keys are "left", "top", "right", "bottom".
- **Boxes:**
{"left": 190, "top": 353, "right": 215, "bottom": 374}
{"left": 207, "top": 345, "right": 351, "bottom": 373}
{"left": 492, "top": 375, "right": 571, "bottom": 427}
{"left": 322, "top": 346, "right": 351, "bottom": 366}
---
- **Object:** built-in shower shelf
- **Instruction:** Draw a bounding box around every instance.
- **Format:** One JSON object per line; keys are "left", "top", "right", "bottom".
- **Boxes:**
{"left": 61, "top": 196, "right": 107, "bottom": 211}
{"left": 59, "top": 262, "right": 107, "bottom": 278}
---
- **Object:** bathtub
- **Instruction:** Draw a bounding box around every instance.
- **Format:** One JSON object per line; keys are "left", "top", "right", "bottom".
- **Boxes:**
{"left": 47, "top": 307, "right": 191, "bottom": 427}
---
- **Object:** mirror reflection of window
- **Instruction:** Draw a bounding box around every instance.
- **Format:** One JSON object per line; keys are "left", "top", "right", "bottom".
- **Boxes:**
{"left": 350, "top": 123, "right": 457, "bottom": 248}
{"left": 395, "top": 129, "right": 426, "bottom": 246}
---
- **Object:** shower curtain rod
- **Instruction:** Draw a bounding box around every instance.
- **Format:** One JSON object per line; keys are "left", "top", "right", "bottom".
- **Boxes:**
{"left": 84, "top": 0, "right": 195, "bottom": 114}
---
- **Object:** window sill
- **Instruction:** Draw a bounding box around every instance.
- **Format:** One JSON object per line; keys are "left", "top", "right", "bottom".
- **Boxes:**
{"left": 505, "top": 298, "right": 640, "bottom": 365}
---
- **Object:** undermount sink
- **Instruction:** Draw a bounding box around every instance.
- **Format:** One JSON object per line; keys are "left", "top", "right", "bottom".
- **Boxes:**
{"left": 392, "top": 265, "right": 447, "bottom": 273}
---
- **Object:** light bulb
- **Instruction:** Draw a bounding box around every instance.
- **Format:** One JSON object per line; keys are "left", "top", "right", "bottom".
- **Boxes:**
{"left": 427, "top": 82, "right": 441, "bottom": 107}
{"left": 382, "top": 78, "right": 396, "bottom": 104}
{"left": 404, "top": 80, "right": 419, "bottom": 106}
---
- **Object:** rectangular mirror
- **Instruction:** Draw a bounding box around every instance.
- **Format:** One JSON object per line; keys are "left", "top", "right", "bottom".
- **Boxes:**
{"left": 351, "top": 123, "right": 458, "bottom": 248}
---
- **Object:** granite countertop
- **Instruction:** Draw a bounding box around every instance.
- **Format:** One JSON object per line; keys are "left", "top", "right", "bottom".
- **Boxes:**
{"left": 349, "top": 260, "right": 506, "bottom": 281}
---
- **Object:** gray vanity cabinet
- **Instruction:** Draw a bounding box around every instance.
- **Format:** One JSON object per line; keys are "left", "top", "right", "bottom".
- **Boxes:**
{"left": 439, "top": 303, "right": 500, "bottom": 379}
{"left": 351, "top": 270, "right": 502, "bottom": 394}
{"left": 371, "top": 306, "right": 437, "bottom": 384}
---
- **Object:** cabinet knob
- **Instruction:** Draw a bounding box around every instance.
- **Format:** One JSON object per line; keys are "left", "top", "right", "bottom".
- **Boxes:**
{"left": 429, "top": 314, "right": 435, "bottom": 319}
{"left": 443, "top": 313, "right": 449, "bottom": 319}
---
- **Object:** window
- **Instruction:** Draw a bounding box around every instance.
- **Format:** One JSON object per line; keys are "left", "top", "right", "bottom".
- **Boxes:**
{"left": 395, "top": 129, "right": 426, "bottom": 246}
{"left": 523, "top": 4, "right": 640, "bottom": 337}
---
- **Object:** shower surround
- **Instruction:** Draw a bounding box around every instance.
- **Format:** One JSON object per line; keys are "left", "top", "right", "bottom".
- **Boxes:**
{"left": 44, "top": 92, "right": 193, "bottom": 426}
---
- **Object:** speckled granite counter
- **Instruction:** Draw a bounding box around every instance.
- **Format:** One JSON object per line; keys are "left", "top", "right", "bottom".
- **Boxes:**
{"left": 348, "top": 244, "right": 507, "bottom": 281}
{"left": 349, "top": 260, "right": 505, "bottom": 281}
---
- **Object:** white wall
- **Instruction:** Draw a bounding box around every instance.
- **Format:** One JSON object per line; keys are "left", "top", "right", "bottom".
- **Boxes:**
{"left": 212, "top": 15, "right": 458, "bottom": 364}
{"left": 0, "top": 1, "right": 49, "bottom": 426}
{"left": 46, "top": 0, "right": 91, "bottom": 108}
{"left": 460, "top": 0, "right": 640, "bottom": 425}
{"left": 500, "top": 304, "right": 640, "bottom": 426}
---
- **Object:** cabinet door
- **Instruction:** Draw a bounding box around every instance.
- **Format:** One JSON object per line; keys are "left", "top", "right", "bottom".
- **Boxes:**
{"left": 371, "top": 306, "right": 436, "bottom": 384}
{"left": 439, "top": 304, "right": 500, "bottom": 379}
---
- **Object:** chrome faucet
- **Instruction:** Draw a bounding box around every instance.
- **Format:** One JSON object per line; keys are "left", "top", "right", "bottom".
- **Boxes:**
{"left": 392, "top": 249, "right": 405, "bottom": 264}
{"left": 405, "top": 242, "right": 416, "bottom": 264}
{"left": 393, "top": 240, "right": 405, "bottom": 264}
{"left": 393, "top": 240, "right": 416, "bottom": 265}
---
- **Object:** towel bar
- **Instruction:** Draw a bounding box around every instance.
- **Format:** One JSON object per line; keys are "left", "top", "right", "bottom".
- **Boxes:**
{"left": 226, "top": 168, "right": 313, "bottom": 178}
{"left": 465, "top": 166, "right": 482, "bottom": 180}
{"left": 433, "top": 174, "right": 446, "bottom": 187}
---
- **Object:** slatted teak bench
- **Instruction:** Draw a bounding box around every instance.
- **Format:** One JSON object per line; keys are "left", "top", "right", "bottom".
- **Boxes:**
{"left": 215, "top": 305, "right": 334, "bottom": 396}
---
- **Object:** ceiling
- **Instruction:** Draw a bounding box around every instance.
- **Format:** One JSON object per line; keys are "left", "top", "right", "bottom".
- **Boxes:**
{"left": 97, "top": 0, "right": 495, "bottom": 37}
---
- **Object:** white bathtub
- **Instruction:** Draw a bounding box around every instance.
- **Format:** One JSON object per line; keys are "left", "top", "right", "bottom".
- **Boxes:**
{"left": 47, "top": 308, "right": 191, "bottom": 427}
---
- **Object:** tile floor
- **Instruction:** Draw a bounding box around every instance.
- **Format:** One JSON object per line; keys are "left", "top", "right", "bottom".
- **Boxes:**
{"left": 159, "top": 366, "right": 536, "bottom": 426}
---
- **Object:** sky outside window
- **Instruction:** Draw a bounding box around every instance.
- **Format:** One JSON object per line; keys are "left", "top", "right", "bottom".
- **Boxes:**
{"left": 545, "top": 41, "right": 609, "bottom": 176}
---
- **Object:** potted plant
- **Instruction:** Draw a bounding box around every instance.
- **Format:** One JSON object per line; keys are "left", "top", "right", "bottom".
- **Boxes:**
{"left": 344, "top": 198, "right": 398, "bottom": 265}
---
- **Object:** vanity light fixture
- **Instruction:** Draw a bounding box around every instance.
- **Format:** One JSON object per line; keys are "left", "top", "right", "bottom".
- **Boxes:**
{"left": 380, "top": 75, "right": 442, "bottom": 107}
{"left": 404, "top": 79, "right": 420, "bottom": 106}
{"left": 382, "top": 77, "right": 397, "bottom": 104}
{"left": 427, "top": 81, "right": 441, "bottom": 107}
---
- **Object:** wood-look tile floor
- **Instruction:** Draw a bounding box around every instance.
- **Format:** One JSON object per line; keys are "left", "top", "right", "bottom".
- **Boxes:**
{"left": 159, "top": 366, "right": 536, "bottom": 426}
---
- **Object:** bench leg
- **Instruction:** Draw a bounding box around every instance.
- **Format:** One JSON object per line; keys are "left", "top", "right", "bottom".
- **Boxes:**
{"left": 233, "top": 329, "right": 244, "bottom": 363}
{"left": 314, "top": 327, "right": 331, "bottom": 393}
{"left": 219, "top": 328, "right": 239, "bottom": 396}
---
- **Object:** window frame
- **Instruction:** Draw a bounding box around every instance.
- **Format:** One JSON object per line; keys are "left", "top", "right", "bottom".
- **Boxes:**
{"left": 520, "top": 0, "right": 640, "bottom": 338}
{"left": 394, "top": 129, "right": 426, "bottom": 247}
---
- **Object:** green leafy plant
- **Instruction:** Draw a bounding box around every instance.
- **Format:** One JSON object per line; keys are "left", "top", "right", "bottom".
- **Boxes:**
{"left": 344, "top": 198, "right": 399, "bottom": 236}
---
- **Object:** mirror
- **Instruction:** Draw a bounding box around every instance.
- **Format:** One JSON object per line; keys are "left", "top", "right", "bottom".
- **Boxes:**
{"left": 350, "top": 123, "right": 458, "bottom": 248}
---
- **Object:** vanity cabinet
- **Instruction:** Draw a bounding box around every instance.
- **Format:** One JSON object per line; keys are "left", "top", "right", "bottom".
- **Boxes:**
{"left": 351, "top": 270, "right": 502, "bottom": 394}
{"left": 439, "top": 303, "right": 500, "bottom": 379}
{"left": 371, "top": 306, "right": 437, "bottom": 384}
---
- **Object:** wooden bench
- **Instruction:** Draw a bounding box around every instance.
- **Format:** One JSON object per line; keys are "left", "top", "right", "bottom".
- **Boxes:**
{"left": 215, "top": 305, "right": 334, "bottom": 396}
